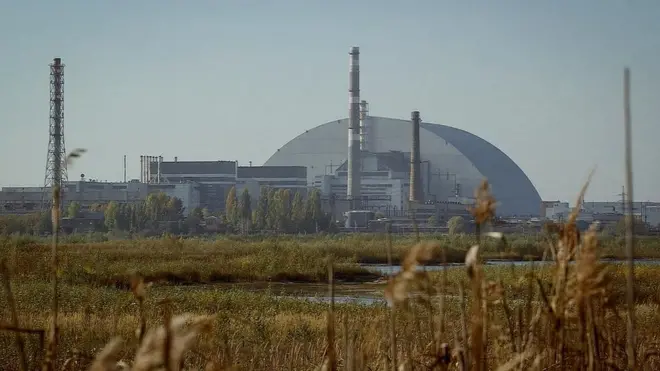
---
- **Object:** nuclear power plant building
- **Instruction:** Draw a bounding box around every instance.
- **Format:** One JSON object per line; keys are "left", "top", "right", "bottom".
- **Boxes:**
{"left": 265, "top": 115, "right": 542, "bottom": 217}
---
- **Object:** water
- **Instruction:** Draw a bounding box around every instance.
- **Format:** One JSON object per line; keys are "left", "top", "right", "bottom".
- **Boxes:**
{"left": 204, "top": 259, "right": 660, "bottom": 307}
{"left": 360, "top": 259, "right": 660, "bottom": 275}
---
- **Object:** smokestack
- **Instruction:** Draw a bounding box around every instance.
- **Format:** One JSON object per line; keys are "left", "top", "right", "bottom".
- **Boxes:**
{"left": 140, "top": 155, "right": 144, "bottom": 183}
{"left": 123, "top": 155, "right": 127, "bottom": 183}
{"left": 157, "top": 156, "right": 162, "bottom": 184}
{"left": 359, "top": 100, "right": 369, "bottom": 152}
{"left": 347, "top": 46, "right": 361, "bottom": 209}
{"left": 409, "top": 111, "right": 423, "bottom": 203}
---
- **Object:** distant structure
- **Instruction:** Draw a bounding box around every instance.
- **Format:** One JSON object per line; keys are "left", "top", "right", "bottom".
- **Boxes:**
{"left": 409, "top": 111, "right": 423, "bottom": 203}
{"left": 347, "top": 46, "right": 361, "bottom": 209}
{"left": 41, "top": 57, "right": 67, "bottom": 211}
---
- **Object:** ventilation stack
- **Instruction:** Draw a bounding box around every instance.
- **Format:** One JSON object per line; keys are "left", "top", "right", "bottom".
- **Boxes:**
{"left": 359, "top": 100, "right": 369, "bottom": 152}
{"left": 347, "top": 46, "right": 361, "bottom": 209}
{"left": 409, "top": 111, "right": 423, "bottom": 203}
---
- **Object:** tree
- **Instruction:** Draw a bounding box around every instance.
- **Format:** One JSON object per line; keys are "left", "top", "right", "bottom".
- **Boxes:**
{"left": 276, "top": 189, "right": 292, "bottom": 232}
{"left": 104, "top": 201, "right": 119, "bottom": 231}
{"left": 225, "top": 186, "right": 239, "bottom": 230}
{"left": 290, "top": 191, "right": 306, "bottom": 232}
{"left": 427, "top": 215, "right": 438, "bottom": 226}
{"left": 615, "top": 215, "right": 649, "bottom": 235}
{"left": 266, "top": 188, "right": 278, "bottom": 230}
{"left": 305, "top": 189, "right": 323, "bottom": 233}
{"left": 254, "top": 187, "right": 270, "bottom": 231}
{"left": 166, "top": 197, "right": 185, "bottom": 221}
{"left": 67, "top": 201, "right": 81, "bottom": 218}
{"left": 239, "top": 188, "right": 252, "bottom": 235}
{"left": 447, "top": 216, "right": 465, "bottom": 235}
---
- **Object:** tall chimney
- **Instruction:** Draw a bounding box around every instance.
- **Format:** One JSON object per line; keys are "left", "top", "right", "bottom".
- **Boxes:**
{"left": 140, "top": 155, "right": 144, "bottom": 183}
{"left": 157, "top": 156, "right": 162, "bottom": 184}
{"left": 347, "top": 46, "right": 361, "bottom": 209}
{"left": 359, "top": 100, "right": 369, "bottom": 152}
{"left": 123, "top": 155, "right": 127, "bottom": 183}
{"left": 409, "top": 111, "right": 423, "bottom": 203}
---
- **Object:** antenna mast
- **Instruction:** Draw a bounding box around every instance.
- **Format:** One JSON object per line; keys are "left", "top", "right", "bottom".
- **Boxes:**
{"left": 42, "top": 57, "right": 68, "bottom": 211}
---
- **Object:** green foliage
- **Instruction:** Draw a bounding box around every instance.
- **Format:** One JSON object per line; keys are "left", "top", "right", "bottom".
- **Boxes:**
{"left": 427, "top": 215, "right": 438, "bottom": 226}
{"left": 67, "top": 201, "right": 81, "bottom": 218}
{"left": 290, "top": 191, "right": 306, "bottom": 233}
{"left": 305, "top": 189, "right": 323, "bottom": 233}
{"left": 254, "top": 187, "right": 270, "bottom": 230}
{"left": 225, "top": 186, "right": 239, "bottom": 229}
{"left": 239, "top": 188, "right": 252, "bottom": 234}
{"left": 447, "top": 215, "right": 465, "bottom": 235}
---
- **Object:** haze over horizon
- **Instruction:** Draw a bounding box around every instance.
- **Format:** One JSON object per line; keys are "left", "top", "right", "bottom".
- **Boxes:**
{"left": 1, "top": 0, "right": 658, "bottom": 203}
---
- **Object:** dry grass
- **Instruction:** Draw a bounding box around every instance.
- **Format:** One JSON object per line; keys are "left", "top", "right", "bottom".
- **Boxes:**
{"left": 1, "top": 88, "right": 659, "bottom": 370}
{"left": 2, "top": 184, "right": 660, "bottom": 369}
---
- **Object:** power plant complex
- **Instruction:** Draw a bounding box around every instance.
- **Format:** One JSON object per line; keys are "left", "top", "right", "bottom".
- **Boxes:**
{"left": 2, "top": 48, "right": 659, "bottom": 229}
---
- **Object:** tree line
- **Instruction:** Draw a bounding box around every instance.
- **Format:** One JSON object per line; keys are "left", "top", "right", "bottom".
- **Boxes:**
{"left": 212, "top": 186, "right": 331, "bottom": 234}
{"left": 0, "top": 186, "right": 335, "bottom": 236}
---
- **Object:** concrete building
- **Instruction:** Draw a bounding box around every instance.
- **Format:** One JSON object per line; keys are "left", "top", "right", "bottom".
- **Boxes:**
{"left": 0, "top": 179, "right": 200, "bottom": 216}
{"left": 149, "top": 160, "right": 307, "bottom": 213}
{"left": 151, "top": 160, "right": 236, "bottom": 212}
{"left": 647, "top": 206, "right": 660, "bottom": 229}
{"left": 265, "top": 115, "right": 542, "bottom": 217}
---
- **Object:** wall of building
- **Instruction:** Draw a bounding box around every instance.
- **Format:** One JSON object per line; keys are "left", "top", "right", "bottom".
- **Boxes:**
{"left": 646, "top": 206, "right": 660, "bottom": 228}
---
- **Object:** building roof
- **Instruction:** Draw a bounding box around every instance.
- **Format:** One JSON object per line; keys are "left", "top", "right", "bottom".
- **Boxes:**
{"left": 237, "top": 166, "right": 307, "bottom": 179}
{"left": 153, "top": 161, "right": 236, "bottom": 175}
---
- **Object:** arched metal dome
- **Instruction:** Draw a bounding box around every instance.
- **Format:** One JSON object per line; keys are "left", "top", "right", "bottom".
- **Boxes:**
{"left": 265, "top": 116, "right": 541, "bottom": 216}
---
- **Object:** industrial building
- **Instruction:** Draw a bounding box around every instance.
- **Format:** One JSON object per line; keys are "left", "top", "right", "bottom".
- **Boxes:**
{"left": 145, "top": 159, "right": 308, "bottom": 212}
{"left": 266, "top": 113, "right": 542, "bottom": 218}
{"left": 263, "top": 46, "right": 542, "bottom": 220}
{"left": 543, "top": 200, "right": 660, "bottom": 228}
{"left": 0, "top": 161, "right": 308, "bottom": 216}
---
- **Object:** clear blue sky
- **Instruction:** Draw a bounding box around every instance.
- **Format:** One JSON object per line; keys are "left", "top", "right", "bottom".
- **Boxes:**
{"left": 1, "top": 0, "right": 658, "bottom": 203}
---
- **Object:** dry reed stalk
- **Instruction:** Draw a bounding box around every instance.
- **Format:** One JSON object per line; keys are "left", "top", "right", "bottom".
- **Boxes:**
{"left": 458, "top": 282, "right": 469, "bottom": 366}
{"left": 623, "top": 66, "right": 637, "bottom": 370}
{"left": 43, "top": 182, "right": 61, "bottom": 371}
{"left": 466, "top": 244, "right": 484, "bottom": 371}
{"left": 467, "top": 180, "right": 496, "bottom": 371}
{"left": 385, "top": 224, "right": 398, "bottom": 371}
{"left": 42, "top": 149, "right": 86, "bottom": 371}
{"left": 160, "top": 298, "right": 174, "bottom": 371}
{"left": 131, "top": 313, "right": 215, "bottom": 371}
{"left": 0, "top": 258, "right": 28, "bottom": 371}
{"left": 130, "top": 272, "right": 149, "bottom": 345}
{"left": 323, "top": 258, "right": 337, "bottom": 371}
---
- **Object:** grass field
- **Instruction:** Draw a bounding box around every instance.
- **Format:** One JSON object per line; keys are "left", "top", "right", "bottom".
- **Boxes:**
{"left": 1, "top": 229, "right": 660, "bottom": 370}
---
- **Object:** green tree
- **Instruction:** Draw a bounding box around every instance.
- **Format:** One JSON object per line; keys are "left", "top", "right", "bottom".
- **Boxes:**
{"left": 146, "top": 192, "right": 171, "bottom": 222}
{"left": 104, "top": 201, "right": 119, "bottom": 231}
{"left": 190, "top": 207, "right": 204, "bottom": 220}
{"left": 166, "top": 197, "right": 185, "bottom": 221}
{"left": 225, "top": 186, "right": 239, "bottom": 230}
{"left": 67, "top": 201, "right": 81, "bottom": 218}
{"left": 427, "top": 215, "right": 438, "bottom": 226}
{"left": 276, "top": 189, "right": 292, "bottom": 232}
{"left": 266, "top": 188, "right": 278, "bottom": 230}
{"left": 239, "top": 188, "right": 252, "bottom": 234}
{"left": 447, "top": 216, "right": 465, "bottom": 235}
{"left": 305, "top": 189, "right": 323, "bottom": 233}
{"left": 290, "top": 191, "right": 306, "bottom": 232}
{"left": 254, "top": 187, "right": 270, "bottom": 231}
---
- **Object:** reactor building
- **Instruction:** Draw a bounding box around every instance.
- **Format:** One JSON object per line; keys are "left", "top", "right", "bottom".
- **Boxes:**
{"left": 264, "top": 46, "right": 542, "bottom": 218}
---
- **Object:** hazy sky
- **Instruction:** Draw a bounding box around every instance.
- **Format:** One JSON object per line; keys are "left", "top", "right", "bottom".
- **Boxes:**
{"left": 1, "top": 0, "right": 658, "bottom": 203}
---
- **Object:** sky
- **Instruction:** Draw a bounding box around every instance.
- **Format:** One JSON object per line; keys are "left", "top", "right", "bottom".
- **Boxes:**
{"left": 1, "top": 0, "right": 658, "bottom": 203}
